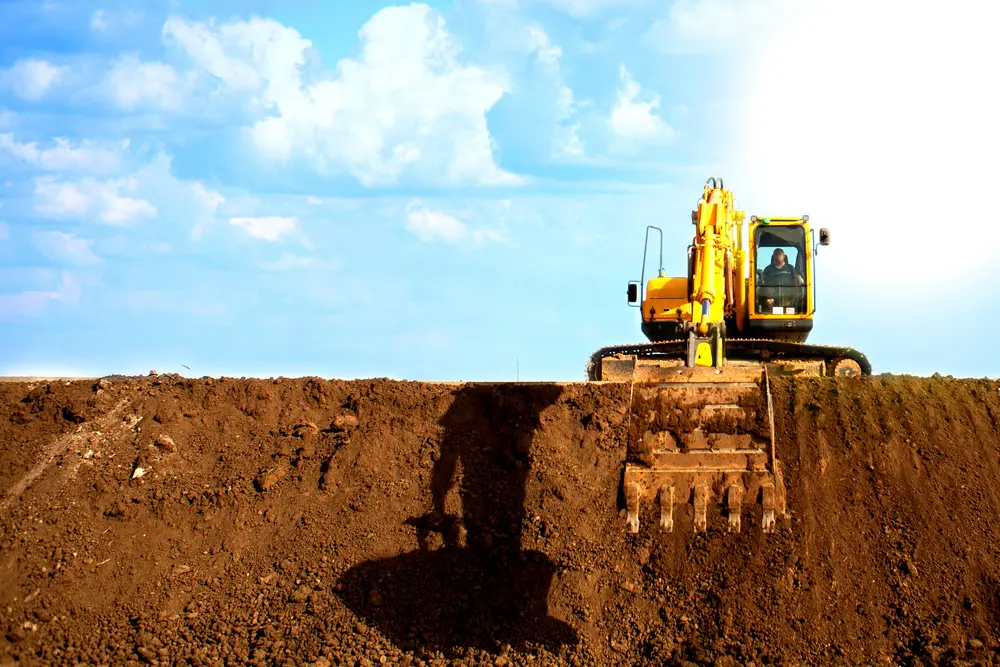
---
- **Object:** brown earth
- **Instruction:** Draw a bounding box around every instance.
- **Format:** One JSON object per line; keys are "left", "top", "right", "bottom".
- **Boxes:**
{"left": 1, "top": 373, "right": 1000, "bottom": 666}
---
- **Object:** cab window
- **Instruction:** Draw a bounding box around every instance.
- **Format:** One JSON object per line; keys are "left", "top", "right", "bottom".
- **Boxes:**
{"left": 754, "top": 226, "right": 806, "bottom": 315}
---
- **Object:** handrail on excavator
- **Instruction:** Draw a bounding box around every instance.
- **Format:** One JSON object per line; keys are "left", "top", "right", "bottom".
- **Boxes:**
{"left": 640, "top": 225, "right": 663, "bottom": 295}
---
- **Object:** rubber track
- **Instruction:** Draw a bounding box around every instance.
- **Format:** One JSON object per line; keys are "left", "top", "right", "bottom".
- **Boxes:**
{"left": 586, "top": 338, "right": 872, "bottom": 380}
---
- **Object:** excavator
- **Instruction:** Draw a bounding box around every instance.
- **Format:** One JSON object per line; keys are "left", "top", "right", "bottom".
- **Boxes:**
{"left": 588, "top": 177, "right": 870, "bottom": 535}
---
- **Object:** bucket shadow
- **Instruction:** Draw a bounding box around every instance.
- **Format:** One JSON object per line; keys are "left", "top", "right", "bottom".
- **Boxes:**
{"left": 336, "top": 383, "right": 577, "bottom": 654}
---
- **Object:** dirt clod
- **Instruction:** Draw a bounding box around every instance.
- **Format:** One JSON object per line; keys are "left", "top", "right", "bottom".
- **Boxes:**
{"left": 154, "top": 434, "right": 176, "bottom": 452}
{"left": 332, "top": 413, "right": 359, "bottom": 431}
{"left": 256, "top": 461, "right": 291, "bottom": 491}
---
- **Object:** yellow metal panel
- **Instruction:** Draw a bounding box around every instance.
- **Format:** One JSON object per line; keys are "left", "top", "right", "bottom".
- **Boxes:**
{"left": 643, "top": 276, "right": 689, "bottom": 321}
{"left": 646, "top": 276, "right": 687, "bottom": 300}
{"left": 695, "top": 342, "right": 712, "bottom": 366}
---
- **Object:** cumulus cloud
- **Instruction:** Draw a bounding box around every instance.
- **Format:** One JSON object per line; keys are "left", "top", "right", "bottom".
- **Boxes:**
{"left": 162, "top": 6, "right": 518, "bottom": 187}
{"left": 404, "top": 201, "right": 505, "bottom": 244}
{"left": 162, "top": 17, "right": 265, "bottom": 92}
{"left": 527, "top": 25, "right": 574, "bottom": 120}
{"left": 525, "top": 25, "right": 579, "bottom": 154}
{"left": 229, "top": 216, "right": 298, "bottom": 242}
{"left": 555, "top": 123, "right": 584, "bottom": 158}
{"left": 28, "top": 151, "right": 228, "bottom": 239}
{"left": 106, "top": 55, "right": 187, "bottom": 111}
{"left": 2, "top": 59, "right": 66, "bottom": 101}
{"left": 608, "top": 65, "right": 673, "bottom": 141}
{"left": 34, "top": 176, "right": 157, "bottom": 225}
{"left": 34, "top": 231, "right": 102, "bottom": 266}
{"left": 189, "top": 182, "right": 226, "bottom": 240}
{"left": 0, "top": 133, "right": 125, "bottom": 173}
{"left": 405, "top": 203, "right": 467, "bottom": 243}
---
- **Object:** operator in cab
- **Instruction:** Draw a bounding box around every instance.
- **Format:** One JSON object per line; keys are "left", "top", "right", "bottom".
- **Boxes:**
{"left": 762, "top": 248, "right": 804, "bottom": 286}
{"left": 759, "top": 248, "right": 805, "bottom": 313}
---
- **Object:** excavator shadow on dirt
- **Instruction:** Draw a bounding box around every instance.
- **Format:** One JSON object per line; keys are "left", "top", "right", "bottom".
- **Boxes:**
{"left": 336, "top": 384, "right": 577, "bottom": 655}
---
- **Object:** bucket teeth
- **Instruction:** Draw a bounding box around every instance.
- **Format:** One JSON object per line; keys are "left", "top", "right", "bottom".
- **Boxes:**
{"left": 761, "top": 481, "right": 776, "bottom": 533}
{"left": 658, "top": 484, "right": 674, "bottom": 532}
{"left": 727, "top": 483, "right": 744, "bottom": 533}
{"left": 620, "top": 367, "right": 787, "bottom": 538}
{"left": 625, "top": 482, "right": 641, "bottom": 534}
{"left": 693, "top": 482, "right": 708, "bottom": 533}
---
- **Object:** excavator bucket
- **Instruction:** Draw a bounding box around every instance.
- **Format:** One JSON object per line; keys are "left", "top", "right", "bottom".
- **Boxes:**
{"left": 609, "top": 359, "right": 787, "bottom": 535}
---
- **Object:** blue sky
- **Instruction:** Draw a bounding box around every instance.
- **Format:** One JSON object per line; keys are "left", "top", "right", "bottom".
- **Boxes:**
{"left": 1, "top": 0, "right": 997, "bottom": 381}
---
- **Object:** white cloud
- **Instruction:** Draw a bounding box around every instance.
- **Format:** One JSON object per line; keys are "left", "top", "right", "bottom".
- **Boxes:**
{"left": 163, "top": 6, "right": 518, "bottom": 187}
{"left": 646, "top": 0, "right": 795, "bottom": 53}
{"left": 555, "top": 123, "right": 584, "bottom": 158}
{"left": 229, "top": 216, "right": 298, "bottom": 241}
{"left": 405, "top": 202, "right": 467, "bottom": 243}
{"left": 472, "top": 228, "right": 505, "bottom": 244}
{"left": 66, "top": 152, "right": 226, "bottom": 240}
{"left": 526, "top": 25, "right": 574, "bottom": 121}
{"left": 0, "top": 221, "right": 8, "bottom": 240}
{"left": 90, "top": 9, "right": 108, "bottom": 31}
{"left": 735, "top": 0, "right": 1000, "bottom": 295}
{"left": 189, "top": 182, "right": 226, "bottom": 240}
{"left": 90, "top": 9, "right": 142, "bottom": 33}
{"left": 34, "top": 180, "right": 89, "bottom": 218}
{"left": 0, "top": 133, "right": 125, "bottom": 173}
{"left": 608, "top": 65, "right": 673, "bottom": 141}
{"left": 106, "top": 55, "right": 187, "bottom": 111}
{"left": 2, "top": 59, "right": 67, "bottom": 101}
{"left": 543, "top": 0, "right": 647, "bottom": 18}
{"left": 34, "top": 175, "right": 157, "bottom": 225}
{"left": 0, "top": 272, "right": 81, "bottom": 320}
{"left": 162, "top": 16, "right": 264, "bottom": 92}
{"left": 35, "top": 231, "right": 102, "bottom": 266}
{"left": 526, "top": 25, "right": 562, "bottom": 69}
{"left": 262, "top": 253, "right": 339, "bottom": 271}
{"left": 405, "top": 200, "right": 506, "bottom": 244}
{"left": 24, "top": 151, "right": 227, "bottom": 241}
{"left": 103, "top": 190, "right": 158, "bottom": 224}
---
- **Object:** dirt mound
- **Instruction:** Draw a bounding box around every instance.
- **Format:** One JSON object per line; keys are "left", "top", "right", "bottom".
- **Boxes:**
{"left": 1, "top": 374, "right": 999, "bottom": 666}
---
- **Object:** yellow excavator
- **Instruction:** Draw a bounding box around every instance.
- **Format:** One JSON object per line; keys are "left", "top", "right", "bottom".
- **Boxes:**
{"left": 588, "top": 177, "right": 870, "bottom": 535}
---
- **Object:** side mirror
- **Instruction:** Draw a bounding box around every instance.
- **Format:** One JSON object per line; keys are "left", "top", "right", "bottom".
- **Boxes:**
{"left": 819, "top": 228, "right": 831, "bottom": 246}
{"left": 627, "top": 281, "right": 640, "bottom": 305}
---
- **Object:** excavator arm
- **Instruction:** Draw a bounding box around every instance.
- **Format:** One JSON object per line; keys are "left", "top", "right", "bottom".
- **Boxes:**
{"left": 679, "top": 178, "right": 747, "bottom": 366}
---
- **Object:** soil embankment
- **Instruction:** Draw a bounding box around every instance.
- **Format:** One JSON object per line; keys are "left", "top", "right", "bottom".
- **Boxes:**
{"left": 1, "top": 374, "right": 999, "bottom": 666}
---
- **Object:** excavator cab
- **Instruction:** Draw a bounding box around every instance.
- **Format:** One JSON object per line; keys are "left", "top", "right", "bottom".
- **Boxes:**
{"left": 747, "top": 217, "right": 816, "bottom": 340}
